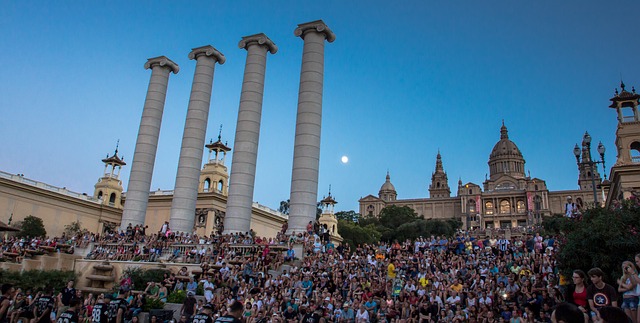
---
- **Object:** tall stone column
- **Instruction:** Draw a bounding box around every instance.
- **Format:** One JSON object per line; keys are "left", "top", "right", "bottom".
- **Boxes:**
{"left": 122, "top": 56, "right": 179, "bottom": 227}
{"left": 287, "top": 20, "right": 336, "bottom": 235}
{"left": 170, "top": 46, "right": 225, "bottom": 233}
{"left": 225, "top": 34, "right": 278, "bottom": 234}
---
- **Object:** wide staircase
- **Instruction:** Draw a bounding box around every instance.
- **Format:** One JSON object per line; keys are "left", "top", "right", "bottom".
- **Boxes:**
{"left": 82, "top": 262, "right": 116, "bottom": 294}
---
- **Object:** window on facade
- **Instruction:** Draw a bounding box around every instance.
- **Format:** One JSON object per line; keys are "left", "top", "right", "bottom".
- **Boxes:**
{"left": 534, "top": 195, "right": 542, "bottom": 210}
{"left": 218, "top": 180, "right": 224, "bottom": 192}
{"left": 469, "top": 189, "right": 473, "bottom": 195}
{"left": 500, "top": 200, "right": 510, "bottom": 214}
{"left": 485, "top": 201, "right": 494, "bottom": 215}
{"left": 97, "top": 191, "right": 103, "bottom": 199}
{"left": 516, "top": 200, "right": 525, "bottom": 213}
{"left": 468, "top": 200, "right": 476, "bottom": 213}
{"left": 204, "top": 178, "right": 211, "bottom": 191}
{"left": 109, "top": 193, "right": 116, "bottom": 204}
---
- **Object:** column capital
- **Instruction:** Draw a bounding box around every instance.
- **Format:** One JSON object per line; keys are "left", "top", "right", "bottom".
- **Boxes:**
{"left": 294, "top": 20, "right": 336, "bottom": 43}
{"left": 144, "top": 56, "right": 179, "bottom": 74}
{"left": 238, "top": 33, "right": 278, "bottom": 54}
{"left": 188, "top": 45, "right": 226, "bottom": 64}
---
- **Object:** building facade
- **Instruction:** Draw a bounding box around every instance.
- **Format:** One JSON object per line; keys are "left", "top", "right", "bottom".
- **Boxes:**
{"left": 0, "top": 136, "right": 286, "bottom": 238}
{"left": 359, "top": 122, "right": 600, "bottom": 229}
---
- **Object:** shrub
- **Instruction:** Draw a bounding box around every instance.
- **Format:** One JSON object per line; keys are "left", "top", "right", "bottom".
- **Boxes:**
{"left": 0, "top": 269, "right": 76, "bottom": 292}
{"left": 122, "top": 267, "right": 171, "bottom": 290}
{"left": 143, "top": 297, "right": 165, "bottom": 311}
{"left": 166, "top": 289, "right": 186, "bottom": 304}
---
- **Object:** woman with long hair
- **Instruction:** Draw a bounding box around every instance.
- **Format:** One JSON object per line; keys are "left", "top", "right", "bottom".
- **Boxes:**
{"left": 618, "top": 260, "right": 639, "bottom": 323}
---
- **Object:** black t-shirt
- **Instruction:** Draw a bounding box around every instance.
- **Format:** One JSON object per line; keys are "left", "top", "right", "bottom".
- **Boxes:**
{"left": 60, "top": 288, "right": 76, "bottom": 306}
{"left": 92, "top": 303, "right": 110, "bottom": 323}
{"left": 35, "top": 295, "right": 55, "bottom": 319}
{"left": 301, "top": 313, "right": 321, "bottom": 323}
{"left": 57, "top": 310, "right": 79, "bottom": 323}
{"left": 108, "top": 298, "right": 128, "bottom": 323}
{"left": 0, "top": 296, "right": 9, "bottom": 323}
{"left": 191, "top": 313, "right": 213, "bottom": 323}
{"left": 183, "top": 298, "right": 197, "bottom": 316}
{"left": 213, "top": 315, "right": 242, "bottom": 323}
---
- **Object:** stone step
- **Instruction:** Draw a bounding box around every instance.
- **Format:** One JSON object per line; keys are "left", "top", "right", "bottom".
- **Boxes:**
{"left": 93, "top": 264, "right": 114, "bottom": 271}
{"left": 86, "top": 274, "right": 115, "bottom": 282}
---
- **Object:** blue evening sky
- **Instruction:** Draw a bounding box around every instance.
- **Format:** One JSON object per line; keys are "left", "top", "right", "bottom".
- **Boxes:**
{"left": 1, "top": 1, "right": 639, "bottom": 213}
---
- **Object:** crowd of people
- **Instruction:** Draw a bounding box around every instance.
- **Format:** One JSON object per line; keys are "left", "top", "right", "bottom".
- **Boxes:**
{"left": 1, "top": 220, "right": 639, "bottom": 323}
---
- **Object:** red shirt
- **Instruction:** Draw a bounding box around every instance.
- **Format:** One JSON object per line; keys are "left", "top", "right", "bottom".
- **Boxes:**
{"left": 573, "top": 288, "right": 588, "bottom": 307}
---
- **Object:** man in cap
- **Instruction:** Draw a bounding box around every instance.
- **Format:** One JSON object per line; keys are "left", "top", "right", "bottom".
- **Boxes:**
{"left": 181, "top": 291, "right": 197, "bottom": 322}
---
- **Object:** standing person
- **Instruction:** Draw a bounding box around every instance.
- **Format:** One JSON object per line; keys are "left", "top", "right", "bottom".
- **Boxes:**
{"left": 181, "top": 292, "right": 197, "bottom": 323}
{"left": 108, "top": 289, "right": 129, "bottom": 323}
{"left": 214, "top": 301, "right": 243, "bottom": 323}
{"left": 58, "top": 280, "right": 76, "bottom": 315}
{"left": 587, "top": 268, "right": 618, "bottom": 316}
{"left": 564, "top": 270, "right": 590, "bottom": 316}
{"left": 618, "top": 261, "right": 639, "bottom": 323}
{"left": 32, "top": 288, "right": 56, "bottom": 323}
{"left": 634, "top": 253, "right": 640, "bottom": 323}
{"left": 0, "top": 284, "right": 15, "bottom": 323}
{"left": 190, "top": 303, "right": 213, "bottom": 323}
{"left": 91, "top": 295, "right": 111, "bottom": 323}
{"left": 57, "top": 298, "right": 81, "bottom": 323}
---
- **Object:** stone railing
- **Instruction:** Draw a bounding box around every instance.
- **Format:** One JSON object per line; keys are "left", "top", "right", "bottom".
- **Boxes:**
{"left": 0, "top": 170, "right": 100, "bottom": 203}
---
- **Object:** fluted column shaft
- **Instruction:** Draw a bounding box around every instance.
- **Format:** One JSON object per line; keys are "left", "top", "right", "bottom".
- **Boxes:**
{"left": 287, "top": 21, "right": 335, "bottom": 235}
{"left": 225, "top": 34, "right": 277, "bottom": 234}
{"left": 122, "top": 56, "right": 179, "bottom": 227}
{"left": 170, "top": 46, "right": 225, "bottom": 233}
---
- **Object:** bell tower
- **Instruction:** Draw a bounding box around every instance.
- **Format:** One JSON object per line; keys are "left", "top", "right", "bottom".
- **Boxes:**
{"left": 318, "top": 186, "right": 342, "bottom": 241}
{"left": 605, "top": 81, "right": 640, "bottom": 205}
{"left": 94, "top": 142, "right": 126, "bottom": 208}
{"left": 610, "top": 82, "right": 640, "bottom": 165}
{"left": 428, "top": 151, "right": 451, "bottom": 198}
{"left": 199, "top": 128, "right": 231, "bottom": 195}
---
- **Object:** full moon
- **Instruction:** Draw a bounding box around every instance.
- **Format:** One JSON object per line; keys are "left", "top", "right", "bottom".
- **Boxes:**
{"left": 341, "top": 156, "right": 349, "bottom": 164}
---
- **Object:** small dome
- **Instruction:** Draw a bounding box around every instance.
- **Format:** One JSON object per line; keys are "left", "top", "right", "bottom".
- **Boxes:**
{"left": 379, "top": 172, "right": 396, "bottom": 192}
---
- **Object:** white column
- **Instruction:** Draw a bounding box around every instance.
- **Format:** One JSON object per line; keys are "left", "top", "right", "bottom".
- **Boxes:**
{"left": 122, "top": 56, "right": 179, "bottom": 227}
{"left": 225, "top": 34, "right": 277, "bottom": 234}
{"left": 170, "top": 46, "right": 225, "bottom": 234}
{"left": 287, "top": 20, "right": 336, "bottom": 235}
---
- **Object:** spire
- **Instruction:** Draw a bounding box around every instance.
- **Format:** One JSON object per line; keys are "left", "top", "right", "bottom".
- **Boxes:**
{"left": 218, "top": 124, "right": 222, "bottom": 141}
{"left": 434, "top": 151, "right": 444, "bottom": 173}
{"left": 458, "top": 177, "right": 462, "bottom": 187}
{"left": 500, "top": 121, "right": 509, "bottom": 139}
{"left": 386, "top": 170, "right": 390, "bottom": 182}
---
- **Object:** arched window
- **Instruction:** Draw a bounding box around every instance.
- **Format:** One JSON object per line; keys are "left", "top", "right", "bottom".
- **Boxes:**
{"left": 485, "top": 201, "right": 494, "bottom": 215}
{"left": 436, "top": 182, "right": 440, "bottom": 188}
{"left": 204, "top": 178, "right": 211, "bottom": 191}
{"left": 109, "top": 193, "right": 116, "bottom": 204}
{"left": 516, "top": 200, "right": 525, "bottom": 213}
{"left": 469, "top": 189, "right": 473, "bottom": 195}
{"left": 500, "top": 200, "right": 510, "bottom": 214}
{"left": 468, "top": 199, "right": 476, "bottom": 213}
{"left": 631, "top": 141, "right": 640, "bottom": 162}
{"left": 217, "top": 180, "right": 224, "bottom": 192}
{"left": 97, "top": 191, "right": 103, "bottom": 199}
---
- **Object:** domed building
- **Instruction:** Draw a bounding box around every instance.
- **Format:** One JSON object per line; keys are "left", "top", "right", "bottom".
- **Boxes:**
{"left": 359, "top": 122, "right": 601, "bottom": 229}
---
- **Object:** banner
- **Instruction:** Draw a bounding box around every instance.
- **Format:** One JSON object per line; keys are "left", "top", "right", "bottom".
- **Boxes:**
{"left": 476, "top": 195, "right": 481, "bottom": 214}
{"left": 527, "top": 192, "right": 534, "bottom": 211}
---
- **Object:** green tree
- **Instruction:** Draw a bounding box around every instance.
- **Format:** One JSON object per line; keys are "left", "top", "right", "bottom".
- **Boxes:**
{"left": 337, "top": 220, "right": 381, "bottom": 247}
{"left": 335, "top": 210, "right": 360, "bottom": 222}
{"left": 17, "top": 215, "right": 46, "bottom": 238}
{"left": 64, "top": 220, "right": 85, "bottom": 237}
{"left": 553, "top": 200, "right": 640, "bottom": 283}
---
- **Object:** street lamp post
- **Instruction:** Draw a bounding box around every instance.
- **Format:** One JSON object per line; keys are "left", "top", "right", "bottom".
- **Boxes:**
{"left": 573, "top": 133, "right": 606, "bottom": 205}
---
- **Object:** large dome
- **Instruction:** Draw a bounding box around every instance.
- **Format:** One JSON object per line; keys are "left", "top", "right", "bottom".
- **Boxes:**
{"left": 490, "top": 124, "right": 523, "bottom": 159}
{"left": 488, "top": 123, "right": 526, "bottom": 180}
